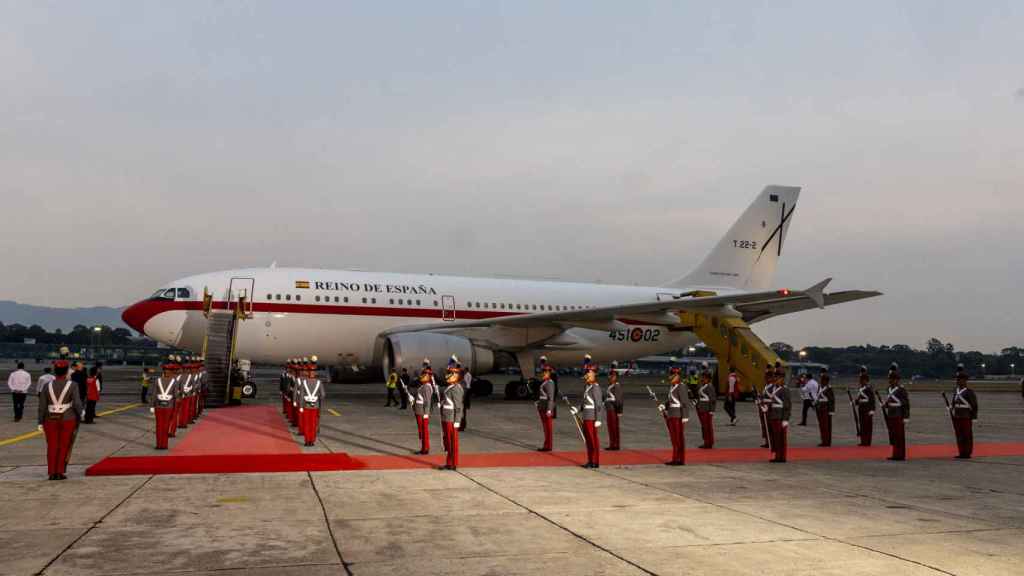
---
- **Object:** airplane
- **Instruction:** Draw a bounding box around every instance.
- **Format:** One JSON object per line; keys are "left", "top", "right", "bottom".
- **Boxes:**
{"left": 122, "top": 185, "right": 880, "bottom": 393}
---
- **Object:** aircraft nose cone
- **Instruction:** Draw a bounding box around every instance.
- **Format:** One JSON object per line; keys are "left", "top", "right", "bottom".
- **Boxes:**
{"left": 122, "top": 300, "right": 153, "bottom": 334}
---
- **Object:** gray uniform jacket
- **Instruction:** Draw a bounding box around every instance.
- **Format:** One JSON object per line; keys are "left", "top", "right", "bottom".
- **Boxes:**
{"left": 536, "top": 379, "right": 556, "bottom": 413}
{"left": 441, "top": 384, "right": 464, "bottom": 423}
{"left": 300, "top": 379, "right": 325, "bottom": 409}
{"left": 766, "top": 384, "right": 791, "bottom": 421}
{"left": 151, "top": 376, "right": 178, "bottom": 409}
{"left": 665, "top": 383, "right": 689, "bottom": 419}
{"left": 883, "top": 385, "right": 910, "bottom": 419}
{"left": 696, "top": 380, "right": 717, "bottom": 412}
{"left": 815, "top": 383, "right": 836, "bottom": 413}
{"left": 605, "top": 377, "right": 623, "bottom": 414}
{"left": 38, "top": 377, "right": 83, "bottom": 424}
{"left": 414, "top": 382, "right": 434, "bottom": 417}
{"left": 579, "top": 383, "right": 605, "bottom": 422}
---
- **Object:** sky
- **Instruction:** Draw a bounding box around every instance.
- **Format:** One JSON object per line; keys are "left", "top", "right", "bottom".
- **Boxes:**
{"left": 2, "top": 1, "right": 1022, "bottom": 352}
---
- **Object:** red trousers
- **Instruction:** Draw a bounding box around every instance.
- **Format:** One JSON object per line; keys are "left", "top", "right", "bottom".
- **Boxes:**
{"left": 282, "top": 395, "right": 289, "bottom": 416}
{"left": 43, "top": 418, "right": 77, "bottom": 476}
{"left": 168, "top": 404, "right": 178, "bottom": 437}
{"left": 667, "top": 416, "right": 685, "bottom": 464}
{"left": 583, "top": 420, "right": 600, "bottom": 466}
{"left": 189, "top": 396, "right": 198, "bottom": 423}
{"left": 537, "top": 407, "right": 553, "bottom": 450}
{"left": 758, "top": 407, "right": 768, "bottom": 446}
{"left": 953, "top": 417, "right": 973, "bottom": 458}
{"left": 816, "top": 406, "right": 832, "bottom": 446}
{"left": 301, "top": 407, "right": 320, "bottom": 445}
{"left": 443, "top": 422, "right": 459, "bottom": 468}
{"left": 417, "top": 415, "right": 430, "bottom": 453}
{"left": 768, "top": 419, "right": 787, "bottom": 462}
{"left": 605, "top": 409, "right": 621, "bottom": 450}
{"left": 177, "top": 398, "right": 189, "bottom": 429}
{"left": 858, "top": 409, "right": 873, "bottom": 446}
{"left": 886, "top": 416, "right": 906, "bottom": 460}
{"left": 697, "top": 410, "right": 714, "bottom": 448}
{"left": 154, "top": 406, "right": 174, "bottom": 449}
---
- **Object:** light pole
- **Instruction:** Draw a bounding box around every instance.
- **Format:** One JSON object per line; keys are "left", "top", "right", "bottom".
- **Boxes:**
{"left": 798, "top": 350, "right": 808, "bottom": 364}
{"left": 981, "top": 363, "right": 986, "bottom": 379}
{"left": 1012, "top": 363, "right": 1016, "bottom": 377}
{"left": 92, "top": 326, "right": 102, "bottom": 356}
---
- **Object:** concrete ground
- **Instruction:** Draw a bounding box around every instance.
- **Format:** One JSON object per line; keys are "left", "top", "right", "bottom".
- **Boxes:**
{"left": 1, "top": 362, "right": 1023, "bottom": 575}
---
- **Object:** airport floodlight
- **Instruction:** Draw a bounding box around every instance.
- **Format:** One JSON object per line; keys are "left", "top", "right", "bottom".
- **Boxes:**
{"left": 93, "top": 326, "right": 102, "bottom": 332}
{"left": 799, "top": 350, "right": 808, "bottom": 359}
{"left": 688, "top": 346, "right": 696, "bottom": 353}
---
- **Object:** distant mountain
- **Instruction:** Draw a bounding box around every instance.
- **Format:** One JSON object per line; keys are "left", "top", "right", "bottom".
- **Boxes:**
{"left": 0, "top": 301, "right": 128, "bottom": 332}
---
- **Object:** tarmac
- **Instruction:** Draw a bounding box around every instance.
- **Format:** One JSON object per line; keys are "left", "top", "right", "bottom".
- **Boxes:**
{"left": 1, "top": 362, "right": 1023, "bottom": 576}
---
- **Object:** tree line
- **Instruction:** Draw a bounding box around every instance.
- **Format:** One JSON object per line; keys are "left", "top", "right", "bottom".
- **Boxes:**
{"left": 0, "top": 323, "right": 137, "bottom": 346}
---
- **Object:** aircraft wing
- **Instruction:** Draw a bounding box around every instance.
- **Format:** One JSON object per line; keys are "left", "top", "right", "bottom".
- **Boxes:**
{"left": 381, "top": 278, "right": 882, "bottom": 335}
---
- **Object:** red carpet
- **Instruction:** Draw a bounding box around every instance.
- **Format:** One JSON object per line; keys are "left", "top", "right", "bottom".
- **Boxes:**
{"left": 170, "top": 405, "right": 300, "bottom": 455}
{"left": 86, "top": 441, "right": 1024, "bottom": 476}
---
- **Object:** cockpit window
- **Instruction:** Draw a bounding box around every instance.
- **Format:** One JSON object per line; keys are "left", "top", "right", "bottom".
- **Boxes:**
{"left": 176, "top": 288, "right": 191, "bottom": 299}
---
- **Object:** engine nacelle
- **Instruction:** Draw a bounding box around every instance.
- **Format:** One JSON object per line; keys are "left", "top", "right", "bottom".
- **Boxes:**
{"left": 383, "top": 333, "right": 494, "bottom": 377}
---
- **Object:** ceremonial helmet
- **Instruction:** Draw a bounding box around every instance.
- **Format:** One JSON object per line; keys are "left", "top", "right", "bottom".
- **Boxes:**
{"left": 956, "top": 363, "right": 967, "bottom": 380}
{"left": 859, "top": 365, "right": 868, "bottom": 373}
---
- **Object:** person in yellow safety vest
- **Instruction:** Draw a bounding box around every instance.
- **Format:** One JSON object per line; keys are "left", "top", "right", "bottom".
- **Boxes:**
{"left": 140, "top": 368, "right": 152, "bottom": 404}
{"left": 385, "top": 369, "right": 400, "bottom": 407}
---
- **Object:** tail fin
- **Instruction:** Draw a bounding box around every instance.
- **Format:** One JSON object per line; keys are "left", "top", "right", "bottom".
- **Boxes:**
{"left": 666, "top": 185, "right": 801, "bottom": 291}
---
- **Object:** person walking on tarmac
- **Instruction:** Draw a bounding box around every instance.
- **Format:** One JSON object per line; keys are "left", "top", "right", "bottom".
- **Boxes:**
{"left": 882, "top": 363, "right": 910, "bottom": 461}
{"left": 571, "top": 355, "right": 604, "bottom": 469}
{"left": 814, "top": 368, "right": 835, "bottom": 447}
{"left": 696, "top": 362, "right": 717, "bottom": 449}
{"left": 951, "top": 365, "right": 979, "bottom": 459}
{"left": 604, "top": 361, "right": 623, "bottom": 451}
{"left": 439, "top": 359, "right": 465, "bottom": 470}
{"left": 385, "top": 369, "right": 400, "bottom": 407}
{"left": 661, "top": 359, "right": 689, "bottom": 466}
{"left": 536, "top": 360, "right": 556, "bottom": 452}
{"left": 412, "top": 359, "right": 435, "bottom": 454}
{"left": 765, "top": 373, "right": 792, "bottom": 462}
{"left": 724, "top": 367, "right": 739, "bottom": 425}
{"left": 856, "top": 366, "right": 876, "bottom": 446}
{"left": 151, "top": 357, "right": 179, "bottom": 450}
{"left": 299, "top": 357, "right": 324, "bottom": 446}
{"left": 38, "top": 359, "right": 83, "bottom": 480}
{"left": 82, "top": 366, "right": 101, "bottom": 424}
{"left": 6, "top": 361, "right": 31, "bottom": 422}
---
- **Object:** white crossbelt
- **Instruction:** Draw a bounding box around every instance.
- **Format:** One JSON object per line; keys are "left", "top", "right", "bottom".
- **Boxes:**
{"left": 47, "top": 380, "right": 72, "bottom": 414}
{"left": 444, "top": 385, "right": 455, "bottom": 409}
{"left": 303, "top": 380, "right": 321, "bottom": 404}
{"left": 182, "top": 374, "right": 193, "bottom": 393}
{"left": 699, "top": 386, "right": 711, "bottom": 402}
{"left": 954, "top": 389, "right": 970, "bottom": 409}
{"left": 583, "top": 385, "right": 595, "bottom": 409}
{"left": 886, "top": 388, "right": 902, "bottom": 407}
{"left": 668, "top": 384, "right": 681, "bottom": 408}
{"left": 156, "top": 377, "right": 175, "bottom": 402}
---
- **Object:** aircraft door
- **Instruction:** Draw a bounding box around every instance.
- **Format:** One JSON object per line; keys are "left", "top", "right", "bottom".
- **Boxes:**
{"left": 441, "top": 295, "right": 456, "bottom": 321}
{"left": 228, "top": 277, "right": 255, "bottom": 318}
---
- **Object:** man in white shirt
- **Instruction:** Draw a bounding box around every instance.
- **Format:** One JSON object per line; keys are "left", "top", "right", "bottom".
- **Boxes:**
{"left": 36, "top": 367, "right": 55, "bottom": 395}
{"left": 7, "top": 362, "right": 32, "bottom": 422}
{"left": 799, "top": 373, "right": 820, "bottom": 426}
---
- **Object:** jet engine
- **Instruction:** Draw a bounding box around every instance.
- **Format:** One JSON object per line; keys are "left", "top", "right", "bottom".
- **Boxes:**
{"left": 383, "top": 333, "right": 494, "bottom": 376}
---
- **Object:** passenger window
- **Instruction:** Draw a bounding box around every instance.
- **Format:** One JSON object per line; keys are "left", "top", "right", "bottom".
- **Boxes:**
{"left": 275, "top": 294, "right": 281, "bottom": 301}
{"left": 286, "top": 294, "right": 292, "bottom": 301}
{"left": 416, "top": 300, "right": 421, "bottom": 305}
{"left": 315, "top": 296, "right": 321, "bottom": 302}
{"left": 371, "top": 298, "right": 376, "bottom": 304}
{"left": 389, "top": 299, "right": 394, "bottom": 305}
{"left": 295, "top": 295, "right": 301, "bottom": 302}
{"left": 362, "top": 297, "right": 367, "bottom": 304}
{"left": 266, "top": 294, "right": 273, "bottom": 300}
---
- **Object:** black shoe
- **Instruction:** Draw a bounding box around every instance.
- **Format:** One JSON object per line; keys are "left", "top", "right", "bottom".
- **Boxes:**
{"left": 606, "top": 447, "right": 619, "bottom": 451}
{"left": 887, "top": 457, "right": 905, "bottom": 461}
{"left": 58, "top": 474, "right": 67, "bottom": 480}
{"left": 698, "top": 445, "right": 712, "bottom": 449}
{"left": 664, "top": 461, "right": 683, "bottom": 466}
{"left": 760, "top": 443, "right": 769, "bottom": 448}
{"left": 769, "top": 459, "right": 786, "bottom": 463}
{"left": 14, "top": 417, "right": 21, "bottom": 423}
{"left": 536, "top": 447, "right": 551, "bottom": 452}
{"left": 48, "top": 474, "right": 56, "bottom": 481}
{"left": 955, "top": 455, "right": 971, "bottom": 459}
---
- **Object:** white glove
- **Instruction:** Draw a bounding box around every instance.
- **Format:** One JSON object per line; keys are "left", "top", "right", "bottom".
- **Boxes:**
{"left": 682, "top": 418, "right": 690, "bottom": 423}
{"left": 37, "top": 424, "right": 44, "bottom": 431}
{"left": 149, "top": 407, "right": 155, "bottom": 414}
{"left": 546, "top": 410, "right": 553, "bottom": 417}
{"left": 904, "top": 418, "right": 909, "bottom": 424}
{"left": 594, "top": 421, "right": 602, "bottom": 428}
{"left": 657, "top": 404, "right": 666, "bottom": 412}
{"left": 299, "top": 408, "right": 304, "bottom": 413}
{"left": 782, "top": 421, "right": 789, "bottom": 428}
{"left": 423, "top": 416, "right": 429, "bottom": 421}
{"left": 868, "top": 411, "right": 875, "bottom": 416}
{"left": 569, "top": 407, "right": 579, "bottom": 415}
{"left": 454, "top": 423, "right": 460, "bottom": 429}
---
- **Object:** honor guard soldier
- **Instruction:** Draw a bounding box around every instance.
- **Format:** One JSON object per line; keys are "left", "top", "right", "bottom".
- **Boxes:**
{"left": 696, "top": 362, "right": 717, "bottom": 449}
{"left": 604, "top": 361, "right": 623, "bottom": 451}
{"left": 38, "top": 359, "right": 83, "bottom": 480}
{"left": 536, "top": 359, "right": 556, "bottom": 452}
{"left": 572, "top": 355, "right": 604, "bottom": 468}
{"left": 757, "top": 367, "right": 775, "bottom": 448}
{"left": 662, "top": 359, "right": 688, "bottom": 466}
{"left": 197, "top": 356, "right": 207, "bottom": 416}
{"left": 413, "top": 359, "right": 435, "bottom": 454}
{"left": 814, "top": 369, "right": 835, "bottom": 447}
{"left": 765, "top": 372, "right": 792, "bottom": 462}
{"left": 950, "top": 365, "right": 979, "bottom": 459}
{"left": 440, "top": 358, "right": 465, "bottom": 470}
{"left": 299, "top": 356, "right": 324, "bottom": 446}
{"left": 174, "top": 355, "right": 191, "bottom": 431}
{"left": 883, "top": 363, "right": 910, "bottom": 461}
{"left": 163, "top": 357, "right": 182, "bottom": 438}
{"left": 151, "top": 357, "right": 179, "bottom": 449}
{"left": 856, "top": 366, "right": 876, "bottom": 446}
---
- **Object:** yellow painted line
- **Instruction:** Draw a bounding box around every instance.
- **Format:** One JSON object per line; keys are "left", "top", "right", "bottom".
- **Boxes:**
{"left": 328, "top": 408, "right": 341, "bottom": 417}
{"left": 0, "top": 430, "right": 42, "bottom": 447}
{"left": 97, "top": 403, "right": 142, "bottom": 417}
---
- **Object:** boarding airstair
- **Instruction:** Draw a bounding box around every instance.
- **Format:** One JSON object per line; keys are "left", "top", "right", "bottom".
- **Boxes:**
{"left": 677, "top": 311, "right": 784, "bottom": 397}
{"left": 201, "top": 287, "right": 248, "bottom": 407}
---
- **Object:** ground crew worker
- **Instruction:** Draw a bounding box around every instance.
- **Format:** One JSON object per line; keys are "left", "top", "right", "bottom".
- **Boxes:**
{"left": 951, "top": 365, "right": 979, "bottom": 459}
{"left": 814, "top": 368, "right": 835, "bottom": 446}
{"left": 38, "top": 359, "right": 82, "bottom": 480}
{"left": 83, "top": 366, "right": 100, "bottom": 424}
{"left": 385, "top": 369, "right": 399, "bottom": 407}
{"left": 151, "top": 357, "right": 179, "bottom": 449}
{"left": 412, "top": 359, "right": 435, "bottom": 454}
{"left": 140, "top": 368, "right": 152, "bottom": 404}
{"left": 882, "top": 363, "right": 910, "bottom": 461}
{"left": 571, "top": 355, "right": 603, "bottom": 469}
{"left": 856, "top": 366, "right": 876, "bottom": 446}
{"left": 696, "top": 362, "right": 717, "bottom": 449}
{"left": 757, "top": 367, "right": 773, "bottom": 448}
{"left": 604, "top": 361, "right": 623, "bottom": 451}
{"left": 460, "top": 365, "right": 472, "bottom": 431}
{"left": 535, "top": 360, "right": 556, "bottom": 452}
{"left": 661, "top": 360, "right": 688, "bottom": 465}
{"left": 299, "top": 358, "right": 324, "bottom": 446}
{"left": 686, "top": 368, "right": 699, "bottom": 401}
{"left": 724, "top": 366, "right": 739, "bottom": 425}
{"left": 765, "top": 373, "right": 791, "bottom": 462}
{"left": 440, "top": 360, "right": 465, "bottom": 470}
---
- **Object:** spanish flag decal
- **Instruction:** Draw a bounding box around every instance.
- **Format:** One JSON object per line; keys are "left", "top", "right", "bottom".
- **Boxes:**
{"left": 295, "top": 280, "right": 310, "bottom": 289}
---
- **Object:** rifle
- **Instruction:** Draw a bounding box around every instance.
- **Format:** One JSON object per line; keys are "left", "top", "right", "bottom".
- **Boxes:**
{"left": 940, "top": 392, "right": 956, "bottom": 436}
{"left": 875, "top": 390, "right": 890, "bottom": 435}
{"left": 846, "top": 388, "right": 861, "bottom": 437}
{"left": 561, "top": 395, "right": 586, "bottom": 443}
{"left": 645, "top": 385, "right": 668, "bottom": 419}
{"left": 756, "top": 383, "right": 774, "bottom": 454}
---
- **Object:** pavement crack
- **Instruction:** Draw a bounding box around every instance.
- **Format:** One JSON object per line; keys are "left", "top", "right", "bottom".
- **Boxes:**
{"left": 308, "top": 471, "right": 354, "bottom": 576}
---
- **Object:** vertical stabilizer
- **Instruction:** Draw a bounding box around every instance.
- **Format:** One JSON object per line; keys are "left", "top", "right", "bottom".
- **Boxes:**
{"left": 667, "top": 185, "right": 800, "bottom": 291}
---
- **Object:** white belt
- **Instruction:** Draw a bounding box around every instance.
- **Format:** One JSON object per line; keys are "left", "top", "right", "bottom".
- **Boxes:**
{"left": 48, "top": 403, "right": 71, "bottom": 414}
